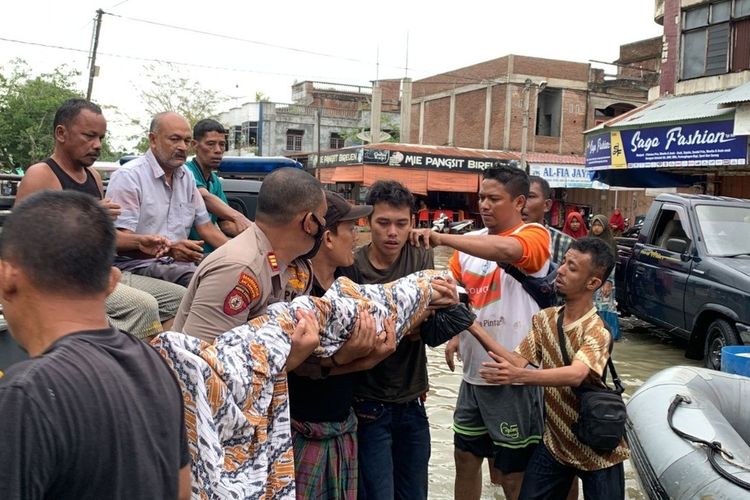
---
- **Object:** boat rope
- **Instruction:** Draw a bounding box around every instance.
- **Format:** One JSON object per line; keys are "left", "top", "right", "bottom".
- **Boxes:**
{"left": 667, "top": 394, "right": 750, "bottom": 491}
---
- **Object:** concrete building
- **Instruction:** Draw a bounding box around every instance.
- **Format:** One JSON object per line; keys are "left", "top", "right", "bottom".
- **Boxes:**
{"left": 216, "top": 81, "right": 400, "bottom": 167}
{"left": 408, "top": 49, "right": 661, "bottom": 224}
{"left": 586, "top": 0, "right": 750, "bottom": 198}
{"left": 408, "top": 53, "right": 653, "bottom": 156}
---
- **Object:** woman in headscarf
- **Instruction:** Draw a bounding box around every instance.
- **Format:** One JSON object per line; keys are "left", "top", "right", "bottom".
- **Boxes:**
{"left": 609, "top": 208, "right": 625, "bottom": 236}
{"left": 562, "top": 211, "right": 588, "bottom": 239}
{"left": 589, "top": 214, "right": 620, "bottom": 339}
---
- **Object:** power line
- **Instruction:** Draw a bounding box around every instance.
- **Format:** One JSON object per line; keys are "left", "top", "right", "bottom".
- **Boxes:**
{"left": 0, "top": 36, "right": 337, "bottom": 80}
{"left": 0, "top": 35, "right": 569, "bottom": 91}
{"left": 101, "top": 12, "right": 503, "bottom": 86}
{"left": 104, "top": 11, "right": 388, "bottom": 68}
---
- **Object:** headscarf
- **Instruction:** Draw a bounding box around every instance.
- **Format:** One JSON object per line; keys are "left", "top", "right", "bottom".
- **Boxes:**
{"left": 562, "top": 211, "right": 588, "bottom": 239}
{"left": 609, "top": 208, "right": 625, "bottom": 232}
{"left": 590, "top": 214, "right": 618, "bottom": 257}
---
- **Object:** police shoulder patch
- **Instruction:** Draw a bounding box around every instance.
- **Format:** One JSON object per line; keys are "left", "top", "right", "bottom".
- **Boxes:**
{"left": 223, "top": 272, "right": 261, "bottom": 316}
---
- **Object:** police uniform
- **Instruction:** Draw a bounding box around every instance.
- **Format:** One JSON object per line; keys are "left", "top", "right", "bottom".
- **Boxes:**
{"left": 174, "top": 224, "right": 312, "bottom": 343}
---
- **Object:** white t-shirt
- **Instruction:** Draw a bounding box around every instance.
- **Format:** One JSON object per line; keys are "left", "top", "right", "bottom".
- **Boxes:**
{"left": 449, "top": 223, "right": 550, "bottom": 385}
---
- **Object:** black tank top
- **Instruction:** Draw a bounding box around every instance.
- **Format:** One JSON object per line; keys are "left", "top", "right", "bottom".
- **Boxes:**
{"left": 44, "top": 158, "right": 102, "bottom": 200}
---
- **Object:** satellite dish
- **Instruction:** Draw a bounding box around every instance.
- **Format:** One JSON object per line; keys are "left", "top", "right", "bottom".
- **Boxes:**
{"left": 356, "top": 131, "right": 392, "bottom": 143}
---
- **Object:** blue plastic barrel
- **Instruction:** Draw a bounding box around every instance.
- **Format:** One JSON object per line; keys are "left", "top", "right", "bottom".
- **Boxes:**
{"left": 721, "top": 345, "right": 750, "bottom": 376}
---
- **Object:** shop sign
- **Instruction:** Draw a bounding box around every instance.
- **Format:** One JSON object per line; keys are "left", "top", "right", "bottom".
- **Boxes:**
{"left": 319, "top": 148, "right": 515, "bottom": 171}
{"left": 585, "top": 120, "right": 748, "bottom": 170}
{"left": 530, "top": 164, "right": 597, "bottom": 189}
{"left": 318, "top": 150, "right": 360, "bottom": 167}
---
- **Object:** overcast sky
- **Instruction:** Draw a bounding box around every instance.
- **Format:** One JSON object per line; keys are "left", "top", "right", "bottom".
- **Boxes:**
{"left": 1, "top": 0, "right": 663, "bottom": 149}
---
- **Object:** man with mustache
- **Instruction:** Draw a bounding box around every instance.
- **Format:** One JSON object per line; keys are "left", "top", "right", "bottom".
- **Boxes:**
{"left": 185, "top": 119, "right": 251, "bottom": 253}
{"left": 15, "top": 99, "right": 185, "bottom": 341}
{"left": 106, "top": 112, "right": 229, "bottom": 286}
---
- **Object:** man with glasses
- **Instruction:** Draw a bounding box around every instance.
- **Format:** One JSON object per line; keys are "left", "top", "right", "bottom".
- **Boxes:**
{"left": 174, "top": 167, "right": 327, "bottom": 343}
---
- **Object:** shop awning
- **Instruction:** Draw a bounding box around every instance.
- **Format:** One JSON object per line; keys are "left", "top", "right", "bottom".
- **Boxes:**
{"left": 331, "top": 166, "right": 363, "bottom": 182}
{"left": 584, "top": 90, "right": 748, "bottom": 186}
{"left": 362, "top": 166, "right": 428, "bottom": 195}
{"left": 316, "top": 142, "right": 517, "bottom": 195}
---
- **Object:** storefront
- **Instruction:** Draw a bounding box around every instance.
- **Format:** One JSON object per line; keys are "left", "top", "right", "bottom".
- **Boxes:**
{"left": 527, "top": 154, "right": 645, "bottom": 228}
{"left": 585, "top": 88, "right": 750, "bottom": 198}
{"left": 316, "top": 143, "right": 516, "bottom": 223}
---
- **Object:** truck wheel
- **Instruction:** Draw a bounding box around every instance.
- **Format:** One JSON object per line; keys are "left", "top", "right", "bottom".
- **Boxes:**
{"left": 704, "top": 319, "right": 741, "bottom": 370}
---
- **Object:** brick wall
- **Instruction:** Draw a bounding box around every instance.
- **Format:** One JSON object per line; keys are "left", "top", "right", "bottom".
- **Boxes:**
{"left": 423, "top": 97, "right": 451, "bottom": 146}
{"left": 454, "top": 89, "right": 487, "bottom": 148}
{"left": 412, "top": 53, "right": 646, "bottom": 152}
{"left": 558, "top": 90, "right": 588, "bottom": 155}
{"left": 512, "top": 56, "right": 590, "bottom": 82}
{"left": 660, "top": 0, "right": 680, "bottom": 95}
{"left": 412, "top": 56, "right": 510, "bottom": 99}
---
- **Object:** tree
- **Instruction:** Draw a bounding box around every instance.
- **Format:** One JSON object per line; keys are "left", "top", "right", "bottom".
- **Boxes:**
{"left": 129, "top": 64, "right": 225, "bottom": 152}
{"left": 0, "top": 60, "right": 124, "bottom": 170}
{"left": 255, "top": 91, "right": 270, "bottom": 102}
{"left": 0, "top": 60, "right": 80, "bottom": 170}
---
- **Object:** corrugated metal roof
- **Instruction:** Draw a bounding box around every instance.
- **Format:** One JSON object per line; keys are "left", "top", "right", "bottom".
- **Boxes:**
{"left": 708, "top": 80, "right": 750, "bottom": 106}
{"left": 586, "top": 90, "right": 735, "bottom": 132}
{"left": 526, "top": 153, "right": 585, "bottom": 165}
{"left": 610, "top": 91, "right": 734, "bottom": 126}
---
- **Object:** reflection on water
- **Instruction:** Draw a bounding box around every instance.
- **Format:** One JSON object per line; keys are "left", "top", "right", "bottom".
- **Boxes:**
{"left": 426, "top": 246, "right": 702, "bottom": 499}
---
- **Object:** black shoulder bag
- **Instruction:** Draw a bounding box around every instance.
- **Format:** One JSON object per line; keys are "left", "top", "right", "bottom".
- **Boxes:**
{"left": 499, "top": 261, "right": 558, "bottom": 309}
{"left": 557, "top": 308, "right": 627, "bottom": 452}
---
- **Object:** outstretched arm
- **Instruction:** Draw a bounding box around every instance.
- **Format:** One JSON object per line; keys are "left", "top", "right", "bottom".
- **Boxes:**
{"left": 411, "top": 229, "right": 523, "bottom": 264}
{"left": 480, "top": 351, "right": 590, "bottom": 387}
{"left": 466, "top": 322, "right": 529, "bottom": 368}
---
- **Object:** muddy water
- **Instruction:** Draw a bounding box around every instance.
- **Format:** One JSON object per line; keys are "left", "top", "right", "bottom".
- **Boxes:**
{"left": 425, "top": 245, "right": 702, "bottom": 499}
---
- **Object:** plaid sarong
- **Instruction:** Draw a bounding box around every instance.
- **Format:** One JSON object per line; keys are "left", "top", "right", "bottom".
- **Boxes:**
{"left": 292, "top": 410, "right": 358, "bottom": 499}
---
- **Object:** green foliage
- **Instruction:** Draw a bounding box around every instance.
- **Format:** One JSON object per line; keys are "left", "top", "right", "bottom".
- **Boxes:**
{"left": 0, "top": 60, "right": 126, "bottom": 170}
{"left": 0, "top": 60, "right": 81, "bottom": 170}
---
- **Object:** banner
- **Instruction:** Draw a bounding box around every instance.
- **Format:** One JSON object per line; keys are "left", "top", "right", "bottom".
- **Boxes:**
{"left": 319, "top": 148, "right": 514, "bottom": 171}
{"left": 585, "top": 120, "right": 748, "bottom": 170}
{"left": 529, "top": 164, "right": 602, "bottom": 189}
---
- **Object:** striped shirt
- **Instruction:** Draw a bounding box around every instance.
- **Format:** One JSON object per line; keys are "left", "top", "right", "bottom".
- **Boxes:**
{"left": 548, "top": 226, "right": 575, "bottom": 265}
{"left": 515, "top": 306, "right": 629, "bottom": 471}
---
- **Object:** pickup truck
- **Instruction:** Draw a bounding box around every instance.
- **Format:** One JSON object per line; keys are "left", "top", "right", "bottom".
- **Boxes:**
{"left": 615, "top": 193, "right": 750, "bottom": 370}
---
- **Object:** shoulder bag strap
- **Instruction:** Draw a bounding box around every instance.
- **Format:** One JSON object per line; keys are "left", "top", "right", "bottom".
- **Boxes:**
{"left": 498, "top": 262, "right": 527, "bottom": 285}
{"left": 559, "top": 307, "right": 625, "bottom": 394}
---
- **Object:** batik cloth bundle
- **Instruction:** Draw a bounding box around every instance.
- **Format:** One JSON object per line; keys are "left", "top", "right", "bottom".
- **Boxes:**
{"left": 152, "top": 270, "right": 441, "bottom": 499}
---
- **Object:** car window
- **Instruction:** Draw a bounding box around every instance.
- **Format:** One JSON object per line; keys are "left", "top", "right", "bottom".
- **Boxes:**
{"left": 650, "top": 209, "right": 691, "bottom": 250}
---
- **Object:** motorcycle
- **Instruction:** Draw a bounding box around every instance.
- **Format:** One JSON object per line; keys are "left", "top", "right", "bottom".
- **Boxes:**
{"left": 431, "top": 213, "right": 475, "bottom": 234}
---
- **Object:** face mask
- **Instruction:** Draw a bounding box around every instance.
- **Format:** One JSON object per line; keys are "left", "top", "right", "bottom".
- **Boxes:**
{"left": 298, "top": 213, "right": 326, "bottom": 260}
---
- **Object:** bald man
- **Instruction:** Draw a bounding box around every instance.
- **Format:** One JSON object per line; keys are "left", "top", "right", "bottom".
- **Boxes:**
{"left": 106, "top": 112, "right": 229, "bottom": 286}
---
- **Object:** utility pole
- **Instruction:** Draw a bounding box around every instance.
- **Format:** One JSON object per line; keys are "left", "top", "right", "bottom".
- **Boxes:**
{"left": 86, "top": 9, "right": 104, "bottom": 101}
{"left": 520, "top": 79, "right": 532, "bottom": 174}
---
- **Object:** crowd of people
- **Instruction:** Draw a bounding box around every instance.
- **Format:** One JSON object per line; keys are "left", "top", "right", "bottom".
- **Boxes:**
{"left": 0, "top": 98, "right": 629, "bottom": 500}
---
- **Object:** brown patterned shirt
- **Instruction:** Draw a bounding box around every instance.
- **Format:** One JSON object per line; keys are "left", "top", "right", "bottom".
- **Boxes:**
{"left": 515, "top": 306, "right": 629, "bottom": 471}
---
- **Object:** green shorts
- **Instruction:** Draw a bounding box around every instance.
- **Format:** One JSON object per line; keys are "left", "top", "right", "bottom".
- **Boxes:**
{"left": 453, "top": 380, "right": 544, "bottom": 474}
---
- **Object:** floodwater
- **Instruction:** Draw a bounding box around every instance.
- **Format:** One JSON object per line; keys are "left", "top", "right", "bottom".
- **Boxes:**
{"left": 425, "top": 245, "right": 702, "bottom": 499}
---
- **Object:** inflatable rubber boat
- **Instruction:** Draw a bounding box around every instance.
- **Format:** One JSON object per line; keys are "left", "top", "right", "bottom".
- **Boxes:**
{"left": 627, "top": 366, "right": 750, "bottom": 499}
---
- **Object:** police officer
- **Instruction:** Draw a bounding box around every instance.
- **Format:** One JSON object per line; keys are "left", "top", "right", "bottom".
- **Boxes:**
{"left": 173, "top": 168, "right": 327, "bottom": 342}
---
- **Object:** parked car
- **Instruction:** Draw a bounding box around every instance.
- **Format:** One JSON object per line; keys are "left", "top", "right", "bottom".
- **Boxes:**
{"left": 616, "top": 194, "right": 750, "bottom": 370}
